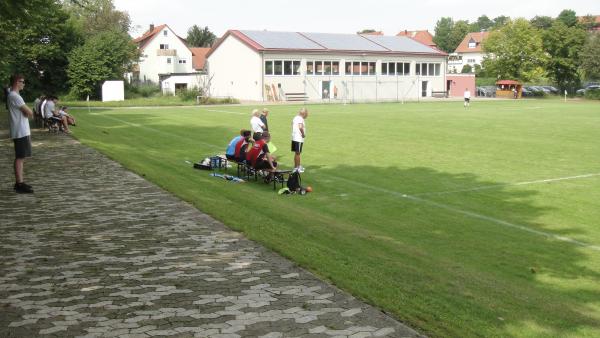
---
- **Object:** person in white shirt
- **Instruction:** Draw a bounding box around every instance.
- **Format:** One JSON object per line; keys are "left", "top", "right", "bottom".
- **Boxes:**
{"left": 464, "top": 88, "right": 471, "bottom": 107}
{"left": 7, "top": 74, "right": 34, "bottom": 193}
{"left": 291, "top": 107, "right": 308, "bottom": 173}
{"left": 250, "top": 109, "right": 266, "bottom": 135}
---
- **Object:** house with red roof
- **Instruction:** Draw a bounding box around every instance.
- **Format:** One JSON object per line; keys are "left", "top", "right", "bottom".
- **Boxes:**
{"left": 205, "top": 30, "right": 448, "bottom": 102}
{"left": 579, "top": 15, "right": 600, "bottom": 31}
{"left": 132, "top": 24, "right": 209, "bottom": 94}
{"left": 396, "top": 30, "right": 437, "bottom": 48}
{"left": 448, "top": 32, "right": 489, "bottom": 73}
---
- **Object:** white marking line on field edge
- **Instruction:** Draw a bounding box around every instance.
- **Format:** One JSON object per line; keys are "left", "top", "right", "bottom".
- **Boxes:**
{"left": 414, "top": 173, "right": 600, "bottom": 197}
{"left": 206, "top": 109, "right": 246, "bottom": 115}
{"left": 331, "top": 175, "right": 600, "bottom": 252}
{"left": 90, "top": 113, "right": 221, "bottom": 150}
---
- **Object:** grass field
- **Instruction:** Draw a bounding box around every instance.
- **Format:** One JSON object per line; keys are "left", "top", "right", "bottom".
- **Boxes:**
{"left": 69, "top": 99, "right": 600, "bottom": 337}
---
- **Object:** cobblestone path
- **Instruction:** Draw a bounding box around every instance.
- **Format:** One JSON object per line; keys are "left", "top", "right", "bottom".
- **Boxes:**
{"left": 0, "top": 130, "right": 422, "bottom": 338}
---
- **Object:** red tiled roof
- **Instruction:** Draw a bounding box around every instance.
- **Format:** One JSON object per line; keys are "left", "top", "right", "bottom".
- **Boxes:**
{"left": 454, "top": 32, "right": 489, "bottom": 53}
{"left": 396, "top": 30, "right": 436, "bottom": 47}
{"left": 190, "top": 47, "right": 210, "bottom": 70}
{"left": 361, "top": 31, "right": 384, "bottom": 35}
{"left": 133, "top": 24, "right": 167, "bottom": 50}
{"left": 496, "top": 80, "right": 521, "bottom": 85}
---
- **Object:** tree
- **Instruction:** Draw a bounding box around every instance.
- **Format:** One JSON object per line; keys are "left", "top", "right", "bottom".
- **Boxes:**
{"left": 557, "top": 9, "right": 578, "bottom": 28}
{"left": 482, "top": 19, "right": 547, "bottom": 82}
{"left": 530, "top": 16, "right": 554, "bottom": 30}
{"left": 186, "top": 25, "right": 216, "bottom": 48}
{"left": 67, "top": 30, "right": 137, "bottom": 99}
{"left": 64, "top": 0, "right": 131, "bottom": 38}
{"left": 449, "top": 20, "right": 472, "bottom": 51}
{"left": 0, "top": 0, "right": 82, "bottom": 98}
{"left": 492, "top": 16, "right": 510, "bottom": 29}
{"left": 476, "top": 15, "right": 494, "bottom": 31}
{"left": 433, "top": 17, "right": 455, "bottom": 53}
{"left": 542, "top": 21, "right": 587, "bottom": 91}
{"left": 580, "top": 34, "right": 600, "bottom": 80}
{"left": 461, "top": 64, "right": 473, "bottom": 73}
{"left": 357, "top": 29, "right": 377, "bottom": 34}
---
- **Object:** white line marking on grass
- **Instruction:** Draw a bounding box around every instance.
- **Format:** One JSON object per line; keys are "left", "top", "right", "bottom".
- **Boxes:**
{"left": 330, "top": 175, "right": 600, "bottom": 252}
{"left": 206, "top": 109, "right": 246, "bottom": 115}
{"left": 414, "top": 173, "right": 600, "bottom": 197}
{"left": 91, "top": 113, "right": 222, "bottom": 150}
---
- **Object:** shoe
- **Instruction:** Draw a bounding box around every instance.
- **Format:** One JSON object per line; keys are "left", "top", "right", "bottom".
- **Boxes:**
{"left": 14, "top": 182, "right": 33, "bottom": 194}
{"left": 297, "top": 166, "right": 305, "bottom": 173}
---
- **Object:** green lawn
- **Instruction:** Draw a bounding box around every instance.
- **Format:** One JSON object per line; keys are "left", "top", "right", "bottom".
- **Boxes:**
{"left": 69, "top": 100, "right": 600, "bottom": 337}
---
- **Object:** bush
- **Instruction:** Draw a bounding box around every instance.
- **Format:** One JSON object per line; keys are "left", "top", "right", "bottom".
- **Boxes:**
{"left": 461, "top": 64, "right": 473, "bottom": 73}
{"left": 126, "top": 83, "right": 160, "bottom": 99}
{"left": 199, "top": 97, "right": 240, "bottom": 105}
{"left": 177, "top": 87, "right": 200, "bottom": 101}
{"left": 584, "top": 88, "right": 600, "bottom": 100}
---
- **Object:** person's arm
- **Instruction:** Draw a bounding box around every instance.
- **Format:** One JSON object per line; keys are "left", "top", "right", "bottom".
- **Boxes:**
{"left": 19, "top": 105, "right": 33, "bottom": 118}
{"left": 298, "top": 123, "right": 305, "bottom": 138}
{"left": 266, "top": 153, "right": 276, "bottom": 170}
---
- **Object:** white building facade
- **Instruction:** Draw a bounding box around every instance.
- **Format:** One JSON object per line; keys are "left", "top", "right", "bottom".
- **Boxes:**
{"left": 448, "top": 32, "right": 489, "bottom": 73}
{"left": 132, "top": 24, "right": 208, "bottom": 95}
{"left": 206, "top": 30, "right": 448, "bottom": 102}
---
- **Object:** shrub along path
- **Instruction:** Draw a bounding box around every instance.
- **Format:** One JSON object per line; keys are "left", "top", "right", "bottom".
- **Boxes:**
{"left": 0, "top": 129, "right": 420, "bottom": 338}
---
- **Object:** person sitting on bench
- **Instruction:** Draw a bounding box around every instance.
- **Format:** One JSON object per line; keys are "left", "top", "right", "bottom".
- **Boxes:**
{"left": 234, "top": 131, "right": 254, "bottom": 163}
{"left": 226, "top": 129, "right": 251, "bottom": 161}
{"left": 247, "top": 131, "right": 277, "bottom": 179}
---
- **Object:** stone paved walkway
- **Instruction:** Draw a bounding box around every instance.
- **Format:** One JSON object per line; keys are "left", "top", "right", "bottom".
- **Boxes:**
{"left": 0, "top": 129, "right": 422, "bottom": 338}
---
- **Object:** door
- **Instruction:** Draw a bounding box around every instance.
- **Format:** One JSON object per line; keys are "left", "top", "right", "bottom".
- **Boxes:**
{"left": 321, "top": 81, "right": 331, "bottom": 99}
{"left": 421, "top": 81, "right": 428, "bottom": 97}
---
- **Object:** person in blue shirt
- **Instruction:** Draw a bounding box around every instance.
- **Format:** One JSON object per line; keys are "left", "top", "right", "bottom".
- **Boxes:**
{"left": 226, "top": 129, "right": 251, "bottom": 160}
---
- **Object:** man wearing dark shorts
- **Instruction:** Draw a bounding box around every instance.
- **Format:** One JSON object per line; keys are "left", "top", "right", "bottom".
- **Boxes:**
{"left": 7, "top": 74, "right": 34, "bottom": 193}
{"left": 291, "top": 107, "right": 308, "bottom": 173}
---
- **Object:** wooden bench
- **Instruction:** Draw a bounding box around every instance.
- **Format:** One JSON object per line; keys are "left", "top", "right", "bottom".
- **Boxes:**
{"left": 227, "top": 161, "right": 292, "bottom": 190}
{"left": 285, "top": 92, "right": 309, "bottom": 102}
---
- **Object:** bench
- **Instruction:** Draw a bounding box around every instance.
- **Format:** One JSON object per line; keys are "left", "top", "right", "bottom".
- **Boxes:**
{"left": 227, "top": 160, "right": 292, "bottom": 190}
{"left": 432, "top": 91, "right": 448, "bottom": 98}
{"left": 285, "top": 92, "right": 309, "bottom": 102}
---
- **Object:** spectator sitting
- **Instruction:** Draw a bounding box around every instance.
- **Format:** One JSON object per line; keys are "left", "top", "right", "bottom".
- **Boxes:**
{"left": 226, "top": 129, "right": 251, "bottom": 161}
{"left": 58, "top": 106, "right": 76, "bottom": 126}
{"left": 44, "top": 96, "right": 69, "bottom": 133}
{"left": 247, "top": 131, "right": 277, "bottom": 180}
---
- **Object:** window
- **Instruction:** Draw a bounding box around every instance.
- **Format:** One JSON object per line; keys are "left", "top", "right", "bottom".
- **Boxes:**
{"left": 284, "top": 61, "right": 293, "bottom": 75}
{"left": 274, "top": 61, "right": 282, "bottom": 75}
{"left": 467, "top": 58, "right": 476, "bottom": 63}
{"left": 264, "top": 59, "right": 301, "bottom": 76}
{"left": 468, "top": 38, "right": 476, "bottom": 48}
{"left": 324, "top": 61, "right": 332, "bottom": 75}
{"left": 307, "top": 61, "right": 314, "bottom": 75}
{"left": 332, "top": 61, "right": 339, "bottom": 75}
{"left": 167, "top": 58, "right": 171, "bottom": 64}
{"left": 306, "top": 60, "right": 340, "bottom": 75}
{"left": 293, "top": 61, "right": 301, "bottom": 75}
{"left": 315, "top": 61, "right": 323, "bottom": 75}
{"left": 265, "top": 61, "right": 273, "bottom": 75}
{"left": 345, "top": 62, "right": 352, "bottom": 74}
{"left": 163, "top": 30, "right": 168, "bottom": 36}
{"left": 381, "top": 62, "right": 410, "bottom": 75}
{"left": 178, "top": 59, "right": 187, "bottom": 64}
{"left": 160, "top": 44, "right": 169, "bottom": 49}
{"left": 416, "top": 63, "right": 441, "bottom": 76}
{"left": 346, "top": 61, "right": 376, "bottom": 75}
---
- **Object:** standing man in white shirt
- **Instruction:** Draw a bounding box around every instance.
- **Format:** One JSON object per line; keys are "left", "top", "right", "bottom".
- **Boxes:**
{"left": 464, "top": 88, "right": 471, "bottom": 107}
{"left": 7, "top": 74, "right": 34, "bottom": 193}
{"left": 291, "top": 107, "right": 308, "bottom": 173}
{"left": 250, "top": 109, "right": 266, "bottom": 135}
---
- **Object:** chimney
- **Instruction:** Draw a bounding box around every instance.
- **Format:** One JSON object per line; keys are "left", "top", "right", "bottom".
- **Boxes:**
{"left": 149, "top": 24, "right": 154, "bottom": 32}
{"left": 405, "top": 29, "right": 408, "bottom": 34}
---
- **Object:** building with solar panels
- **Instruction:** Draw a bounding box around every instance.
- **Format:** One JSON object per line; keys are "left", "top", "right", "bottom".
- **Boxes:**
{"left": 205, "top": 30, "right": 448, "bottom": 102}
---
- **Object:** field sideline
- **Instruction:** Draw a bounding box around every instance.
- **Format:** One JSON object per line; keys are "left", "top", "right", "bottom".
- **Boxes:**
{"left": 70, "top": 100, "right": 600, "bottom": 337}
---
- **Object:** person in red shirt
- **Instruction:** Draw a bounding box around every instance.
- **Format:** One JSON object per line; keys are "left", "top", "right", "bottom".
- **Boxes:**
{"left": 247, "top": 131, "right": 277, "bottom": 180}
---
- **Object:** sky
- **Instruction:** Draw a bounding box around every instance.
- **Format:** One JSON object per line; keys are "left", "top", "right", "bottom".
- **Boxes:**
{"left": 114, "top": 0, "right": 600, "bottom": 38}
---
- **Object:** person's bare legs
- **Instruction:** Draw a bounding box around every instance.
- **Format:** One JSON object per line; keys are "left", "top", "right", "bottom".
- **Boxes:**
{"left": 61, "top": 116, "right": 70, "bottom": 132}
{"left": 14, "top": 158, "right": 24, "bottom": 183}
{"left": 294, "top": 152, "right": 301, "bottom": 168}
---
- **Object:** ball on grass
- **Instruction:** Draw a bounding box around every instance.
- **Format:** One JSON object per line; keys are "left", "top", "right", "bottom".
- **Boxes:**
{"left": 306, "top": 186, "right": 313, "bottom": 192}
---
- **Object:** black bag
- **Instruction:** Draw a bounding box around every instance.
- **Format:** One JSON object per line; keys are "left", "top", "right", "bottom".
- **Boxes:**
{"left": 287, "top": 171, "right": 301, "bottom": 191}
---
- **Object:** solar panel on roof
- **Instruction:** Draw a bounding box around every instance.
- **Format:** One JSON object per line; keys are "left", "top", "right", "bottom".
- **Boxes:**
{"left": 362, "top": 35, "right": 442, "bottom": 54}
{"left": 302, "top": 32, "right": 387, "bottom": 51}
{"left": 240, "top": 30, "right": 324, "bottom": 50}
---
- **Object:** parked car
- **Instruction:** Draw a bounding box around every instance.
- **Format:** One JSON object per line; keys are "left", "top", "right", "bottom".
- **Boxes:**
{"left": 476, "top": 86, "right": 495, "bottom": 97}
{"left": 541, "top": 86, "right": 558, "bottom": 94}
{"left": 520, "top": 87, "right": 534, "bottom": 97}
{"left": 576, "top": 84, "right": 600, "bottom": 95}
